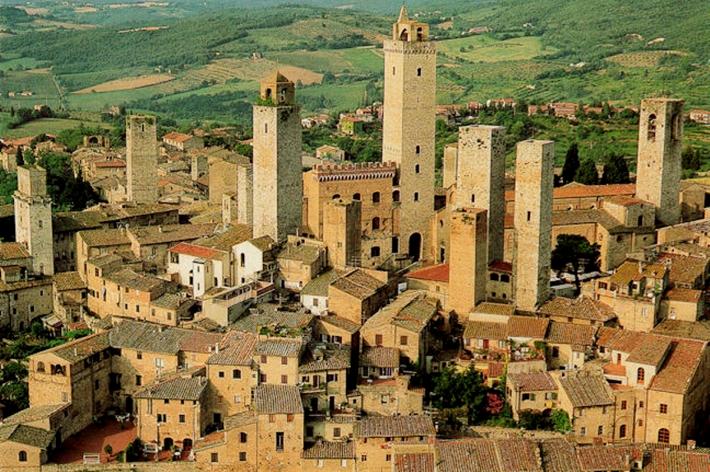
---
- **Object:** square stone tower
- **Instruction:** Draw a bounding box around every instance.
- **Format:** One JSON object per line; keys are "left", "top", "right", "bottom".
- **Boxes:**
{"left": 455, "top": 125, "right": 506, "bottom": 263}
{"left": 442, "top": 143, "right": 458, "bottom": 189}
{"left": 636, "top": 98, "right": 684, "bottom": 226}
{"left": 448, "top": 207, "right": 488, "bottom": 315}
{"left": 14, "top": 165, "right": 54, "bottom": 275}
{"left": 513, "top": 140, "right": 554, "bottom": 312}
{"left": 252, "top": 71, "right": 303, "bottom": 242}
{"left": 382, "top": 6, "right": 436, "bottom": 261}
{"left": 126, "top": 115, "right": 158, "bottom": 204}
{"left": 236, "top": 163, "right": 253, "bottom": 226}
{"left": 323, "top": 199, "right": 362, "bottom": 269}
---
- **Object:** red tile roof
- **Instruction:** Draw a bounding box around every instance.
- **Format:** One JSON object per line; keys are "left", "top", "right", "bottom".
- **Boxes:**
{"left": 489, "top": 260, "right": 512, "bottom": 272}
{"left": 407, "top": 263, "right": 449, "bottom": 282}
{"left": 169, "top": 242, "right": 223, "bottom": 260}
{"left": 505, "top": 183, "right": 636, "bottom": 201}
{"left": 163, "top": 131, "right": 193, "bottom": 143}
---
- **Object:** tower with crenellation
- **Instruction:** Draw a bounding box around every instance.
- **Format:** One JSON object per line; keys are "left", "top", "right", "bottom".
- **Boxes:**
{"left": 14, "top": 165, "right": 54, "bottom": 276}
{"left": 382, "top": 6, "right": 436, "bottom": 261}
{"left": 252, "top": 72, "right": 303, "bottom": 242}
{"left": 635, "top": 98, "right": 684, "bottom": 226}
{"left": 126, "top": 114, "right": 158, "bottom": 205}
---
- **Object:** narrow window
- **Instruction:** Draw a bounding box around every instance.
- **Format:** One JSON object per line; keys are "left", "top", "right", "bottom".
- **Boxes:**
{"left": 637, "top": 368, "right": 645, "bottom": 384}
{"left": 417, "top": 67, "right": 422, "bottom": 77}
{"left": 527, "top": 211, "right": 531, "bottom": 222}
{"left": 619, "top": 424, "right": 627, "bottom": 438}
{"left": 647, "top": 114, "right": 656, "bottom": 141}
{"left": 414, "top": 192, "right": 419, "bottom": 201}
{"left": 372, "top": 217, "right": 380, "bottom": 230}
{"left": 372, "top": 192, "right": 380, "bottom": 203}
{"left": 415, "top": 164, "right": 420, "bottom": 174}
{"left": 275, "top": 432, "right": 284, "bottom": 451}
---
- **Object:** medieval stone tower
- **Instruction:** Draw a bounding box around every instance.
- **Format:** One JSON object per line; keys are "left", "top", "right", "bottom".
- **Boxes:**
{"left": 448, "top": 207, "right": 488, "bottom": 315}
{"left": 382, "top": 6, "right": 436, "bottom": 261}
{"left": 126, "top": 115, "right": 158, "bottom": 204}
{"left": 323, "top": 199, "right": 362, "bottom": 269}
{"left": 513, "top": 140, "right": 554, "bottom": 312}
{"left": 455, "top": 125, "right": 506, "bottom": 263}
{"left": 14, "top": 165, "right": 54, "bottom": 276}
{"left": 252, "top": 72, "right": 303, "bottom": 242}
{"left": 636, "top": 98, "right": 684, "bottom": 226}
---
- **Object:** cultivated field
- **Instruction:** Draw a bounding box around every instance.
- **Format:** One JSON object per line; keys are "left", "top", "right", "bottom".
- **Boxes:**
{"left": 606, "top": 50, "right": 686, "bottom": 68}
{"left": 73, "top": 74, "right": 175, "bottom": 94}
{"left": 438, "top": 35, "right": 555, "bottom": 63}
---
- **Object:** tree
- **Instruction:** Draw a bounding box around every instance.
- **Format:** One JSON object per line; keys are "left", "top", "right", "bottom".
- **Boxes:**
{"left": 601, "top": 153, "right": 630, "bottom": 184}
{"left": 561, "top": 142, "right": 580, "bottom": 184}
{"left": 551, "top": 409, "right": 572, "bottom": 433}
{"left": 575, "top": 159, "right": 598, "bottom": 184}
{"left": 682, "top": 146, "right": 701, "bottom": 171}
{"left": 551, "top": 234, "right": 601, "bottom": 295}
{"left": 431, "top": 365, "right": 487, "bottom": 423}
{"left": 15, "top": 146, "right": 23, "bottom": 166}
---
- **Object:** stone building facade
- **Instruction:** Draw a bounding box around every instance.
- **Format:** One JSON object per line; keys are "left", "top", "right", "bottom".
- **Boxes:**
{"left": 252, "top": 73, "right": 303, "bottom": 242}
{"left": 635, "top": 98, "right": 684, "bottom": 226}
{"left": 126, "top": 115, "right": 159, "bottom": 205}
{"left": 382, "top": 6, "right": 436, "bottom": 261}
{"left": 14, "top": 165, "right": 54, "bottom": 276}
{"left": 513, "top": 140, "right": 554, "bottom": 312}
{"left": 448, "top": 208, "right": 488, "bottom": 315}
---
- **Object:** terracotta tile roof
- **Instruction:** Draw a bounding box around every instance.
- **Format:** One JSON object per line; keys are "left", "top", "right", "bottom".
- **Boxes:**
{"left": 597, "top": 328, "right": 646, "bottom": 353}
{"left": 207, "top": 331, "right": 257, "bottom": 365}
{"left": 650, "top": 339, "right": 706, "bottom": 394}
{"left": 299, "top": 343, "right": 350, "bottom": 373}
{"left": 508, "top": 372, "right": 557, "bottom": 392}
{"left": 664, "top": 287, "right": 703, "bottom": 303}
{"left": 169, "top": 242, "right": 224, "bottom": 260}
{"left": 247, "top": 235, "right": 275, "bottom": 252}
{"left": 52, "top": 211, "right": 104, "bottom": 233}
{"left": 657, "top": 253, "right": 707, "bottom": 287}
{"left": 0, "top": 423, "right": 55, "bottom": 449}
{"left": 360, "top": 346, "right": 399, "bottom": 368}
{"left": 652, "top": 319, "right": 710, "bottom": 341}
{"left": 646, "top": 448, "right": 710, "bottom": 472}
{"left": 223, "top": 411, "right": 257, "bottom": 430}
{"left": 487, "top": 361, "right": 505, "bottom": 378}
{"left": 473, "top": 302, "right": 515, "bottom": 317}
{"left": 559, "top": 371, "right": 614, "bottom": 408}
{"left": 278, "top": 241, "right": 322, "bottom": 264}
{"left": 303, "top": 441, "right": 355, "bottom": 460}
{"left": 545, "top": 322, "right": 598, "bottom": 346}
{"left": 109, "top": 319, "right": 187, "bottom": 354}
{"left": 163, "top": 131, "right": 193, "bottom": 143}
{"left": 463, "top": 320, "right": 507, "bottom": 341}
{"left": 497, "top": 438, "right": 544, "bottom": 472}
{"left": 407, "top": 263, "right": 449, "bottom": 282}
{"left": 41, "top": 332, "right": 110, "bottom": 363}
{"left": 178, "top": 330, "right": 224, "bottom": 354}
{"left": 0, "top": 242, "right": 30, "bottom": 261}
{"left": 301, "top": 269, "right": 344, "bottom": 297}
{"left": 437, "top": 439, "right": 501, "bottom": 472}
{"left": 317, "top": 315, "right": 360, "bottom": 334}
{"left": 253, "top": 384, "right": 303, "bottom": 414}
{"left": 626, "top": 336, "right": 672, "bottom": 366}
{"left": 128, "top": 223, "right": 216, "bottom": 246}
{"left": 394, "top": 452, "right": 435, "bottom": 472}
{"left": 608, "top": 260, "right": 667, "bottom": 285}
{"left": 105, "top": 268, "right": 166, "bottom": 293}
{"left": 331, "top": 268, "right": 387, "bottom": 300}
{"left": 505, "top": 183, "right": 635, "bottom": 201}
{"left": 362, "top": 290, "right": 436, "bottom": 333}
{"left": 255, "top": 338, "right": 302, "bottom": 357}
{"left": 78, "top": 228, "right": 131, "bottom": 247}
{"left": 576, "top": 445, "right": 635, "bottom": 472}
{"left": 540, "top": 439, "right": 583, "bottom": 472}
{"left": 2, "top": 404, "right": 70, "bottom": 425}
{"left": 196, "top": 224, "right": 252, "bottom": 251}
{"left": 605, "top": 195, "right": 649, "bottom": 207}
{"left": 135, "top": 376, "right": 207, "bottom": 401}
{"left": 538, "top": 296, "right": 616, "bottom": 323}
{"left": 231, "top": 305, "right": 313, "bottom": 333}
{"left": 53, "top": 271, "right": 86, "bottom": 291}
{"left": 507, "top": 316, "right": 549, "bottom": 339}
{"left": 354, "top": 416, "right": 435, "bottom": 438}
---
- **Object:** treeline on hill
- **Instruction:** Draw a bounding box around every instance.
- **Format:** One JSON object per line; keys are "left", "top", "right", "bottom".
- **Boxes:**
{"left": 4, "top": 105, "right": 69, "bottom": 129}
{"left": 482, "top": 0, "right": 710, "bottom": 61}
{"left": 0, "top": 6, "right": 382, "bottom": 74}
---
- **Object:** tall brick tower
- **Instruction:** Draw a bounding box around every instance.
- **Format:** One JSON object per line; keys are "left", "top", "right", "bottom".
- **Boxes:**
{"left": 126, "top": 115, "right": 158, "bottom": 204}
{"left": 14, "top": 166, "right": 54, "bottom": 275}
{"left": 455, "top": 125, "right": 506, "bottom": 263}
{"left": 513, "top": 140, "right": 554, "bottom": 312}
{"left": 448, "top": 207, "right": 488, "bottom": 315}
{"left": 382, "top": 5, "right": 436, "bottom": 261}
{"left": 635, "top": 98, "right": 684, "bottom": 226}
{"left": 252, "top": 71, "right": 302, "bottom": 242}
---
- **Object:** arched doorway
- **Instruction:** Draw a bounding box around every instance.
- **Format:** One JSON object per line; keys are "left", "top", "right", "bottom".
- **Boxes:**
{"left": 182, "top": 438, "right": 193, "bottom": 449}
{"left": 163, "top": 437, "right": 174, "bottom": 450}
{"left": 408, "top": 233, "right": 422, "bottom": 262}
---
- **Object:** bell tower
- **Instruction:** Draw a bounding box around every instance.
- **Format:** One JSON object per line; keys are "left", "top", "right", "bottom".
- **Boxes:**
{"left": 382, "top": 5, "right": 436, "bottom": 261}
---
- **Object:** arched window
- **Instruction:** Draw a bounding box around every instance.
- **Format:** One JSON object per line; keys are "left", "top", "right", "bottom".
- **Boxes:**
{"left": 372, "top": 192, "right": 380, "bottom": 203}
{"left": 490, "top": 273, "right": 499, "bottom": 281}
{"left": 265, "top": 88, "right": 272, "bottom": 100}
{"left": 647, "top": 114, "right": 657, "bottom": 141}
{"left": 18, "top": 451, "right": 27, "bottom": 462}
{"left": 399, "top": 29, "right": 409, "bottom": 41}
{"left": 353, "top": 193, "right": 361, "bottom": 201}
{"left": 372, "top": 217, "right": 380, "bottom": 230}
{"left": 416, "top": 27, "right": 424, "bottom": 41}
{"left": 392, "top": 190, "right": 400, "bottom": 202}
{"left": 637, "top": 367, "right": 645, "bottom": 384}
{"left": 658, "top": 428, "right": 670, "bottom": 444}
{"left": 500, "top": 274, "right": 510, "bottom": 283}
{"left": 36, "top": 362, "right": 45, "bottom": 373}
{"left": 619, "top": 424, "right": 627, "bottom": 438}
{"left": 332, "top": 194, "right": 341, "bottom": 200}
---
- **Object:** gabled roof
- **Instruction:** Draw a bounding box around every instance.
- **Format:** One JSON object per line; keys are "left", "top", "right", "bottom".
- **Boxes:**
{"left": 545, "top": 322, "right": 598, "bottom": 346}
{"left": 135, "top": 376, "right": 207, "bottom": 401}
{"left": 559, "top": 372, "right": 614, "bottom": 408}
{"left": 303, "top": 441, "right": 355, "bottom": 460}
{"left": 0, "top": 424, "right": 55, "bottom": 449}
{"left": 360, "top": 346, "right": 399, "bottom": 368}
{"left": 354, "top": 416, "right": 435, "bottom": 438}
{"left": 254, "top": 384, "right": 303, "bottom": 414}
{"left": 507, "top": 316, "right": 549, "bottom": 339}
{"left": 650, "top": 339, "right": 706, "bottom": 394}
{"left": 207, "top": 331, "right": 258, "bottom": 366}
{"left": 508, "top": 372, "right": 557, "bottom": 392}
{"left": 0, "top": 242, "right": 30, "bottom": 261}
{"left": 301, "top": 269, "right": 343, "bottom": 297}
{"left": 299, "top": 343, "right": 350, "bottom": 373}
{"left": 330, "top": 268, "right": 387, "bottom": 300}
{"left": 362, "top": 290, "right": 436, "bottom": 334}
{"left": 407, "top": 263, "right": 449, "bottom": 282}
{"left": 463, "top": 320, "right": 507, "bottom": 341}
{"left": 37, "top": 332, "right": 110, "bottom": 363}
{"left": 2, "top": 404, "right": 70, "bottom": 425}
{"left": 255, "top": 338, "right": 302, "bottom": 358}
{"left": 538, "top": 296, "right": 616, "bottom": 323}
